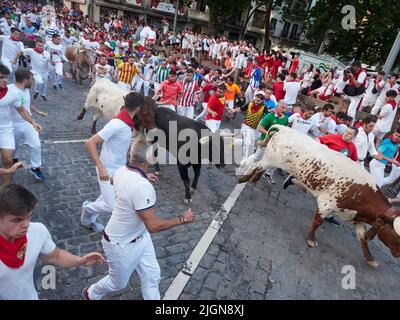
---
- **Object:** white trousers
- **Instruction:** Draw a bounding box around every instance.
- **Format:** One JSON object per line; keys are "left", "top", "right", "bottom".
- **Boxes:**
{"left": 382, "top": 165, "right": 400, "bottom": 187}
{"left": 369, "top": 159, "right": 386, "bottom": 187}
{"left": 177, "top": 106, "right": 194, "bottom": 119}
{"left": 88, "top": 231, "right": 161, "bottom": 300}
{"left": 50, "top": 62, "right": 63, "bottom": 86}
{"left": 118, "top": 81, "right": 130, "bottom": 90}
{"left": 241, "top": 123, "right": 256, "bottom": 160}
{"left": 245, "top": 85, "right": 255, "bottom": 104}
{"left": 33, "top": 71, "right": 49, "bottom": 97}
{"left": 226, "top": 100, "right": 234, "bottom": 110}
{"left": 82, "top": 170, "right": 115, "bottom": 224}
{"left": 153, "top": 81, "right": 161, "bottom": 93}
{"left": 133, "top": 78, "right": 150, "bottom": 96}
{"left": 13, "top": 122, "right": 42, "bottom": 168}
{"left": 347, "top": 95, "right": 363, "bottom": 122}
{"left": 194, "top": 102, "right": 208, "bottom": 122}
{"left": 205, "top": 119, "right": 221, "bottom": 133}
{"left": 371, "top": 97, "right": 385, "bottom": 115}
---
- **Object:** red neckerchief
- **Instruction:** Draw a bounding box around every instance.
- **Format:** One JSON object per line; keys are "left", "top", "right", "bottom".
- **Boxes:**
{"left": 99, "top": 60, "right": 107, "bottom": 66}
{"left": 388, "top": 101, "right": 397, "bottom": 110}
{"left": 0, "top": 87, "right": 8, "bottom": 99}
{"left": 298, "top": 112, "right": 304, "bottom": 119}
{"left": 0, "top": 234, "right": 27, "bottom": 269}
{"left": 33, "top": 47, "right": 44, "bottom": 54}
{"left": 351, "top": 67, "right": 366, "bottom": 86}
{"left": 388, "top": 81, "right": 395, "bottom": 88}
{"left": 114, "top": 108, "right": 134, "bottom": 128}
{"left": 389, "top": 134, "right": 398, "bottom": 144}
{"left": 10, "top": 36, "right": 20, "bottom": 41}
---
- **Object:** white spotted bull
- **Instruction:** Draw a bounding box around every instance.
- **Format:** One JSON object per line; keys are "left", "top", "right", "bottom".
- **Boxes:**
{"left": 239, "top": 124, "right": 400, "bottom": 268}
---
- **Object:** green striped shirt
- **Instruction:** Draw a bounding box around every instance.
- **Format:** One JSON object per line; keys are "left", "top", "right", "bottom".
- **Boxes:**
{"left": 155, "top": 66, "right": 170, "bottom": 83}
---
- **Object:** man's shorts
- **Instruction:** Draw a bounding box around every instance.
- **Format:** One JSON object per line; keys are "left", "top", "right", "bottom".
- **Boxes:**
{"left": 0, "top": 127, "right": 15, "bottom": 150}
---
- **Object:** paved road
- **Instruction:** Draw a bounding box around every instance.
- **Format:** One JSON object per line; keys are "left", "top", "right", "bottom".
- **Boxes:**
{"left": 13, "top": 78, "right": 400, "bottom": 300}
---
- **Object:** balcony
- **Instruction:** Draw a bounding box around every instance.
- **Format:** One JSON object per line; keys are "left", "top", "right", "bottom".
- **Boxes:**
{"left": 188, "top": 8, "right": 209, "bottom": 22}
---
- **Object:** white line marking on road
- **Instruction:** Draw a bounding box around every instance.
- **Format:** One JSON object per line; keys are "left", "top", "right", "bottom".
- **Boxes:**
{"left": 42, "top": 139, "right": 88, "bottom": 144}
{"left": 162, "top": 182, "right": 247, "bottom": 300}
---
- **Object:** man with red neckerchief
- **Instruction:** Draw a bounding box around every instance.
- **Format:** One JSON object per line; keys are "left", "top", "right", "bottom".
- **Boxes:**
{"left": 0, "top": 27, "right": 24, "bottom": 80}
{"left": 0, "top": 184, "right": 105, "bottom": 300}
{"left": 22, "top": 38, "right": 51, "bottom": 101}
{"left": 346, "top": 60, "right": 367, "bottom": 123}
{"left": 81, "top": 93, "right": 144, "bottom": 233}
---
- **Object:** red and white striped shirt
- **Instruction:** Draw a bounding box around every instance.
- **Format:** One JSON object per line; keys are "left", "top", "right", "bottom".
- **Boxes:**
{"left": 178, "top": 79, "right": 199, "bottom": 107}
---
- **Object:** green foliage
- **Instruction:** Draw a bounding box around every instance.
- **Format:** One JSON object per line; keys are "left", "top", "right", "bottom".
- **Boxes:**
{"left": 305, "top": 0, "right": 400, "bottom": 66}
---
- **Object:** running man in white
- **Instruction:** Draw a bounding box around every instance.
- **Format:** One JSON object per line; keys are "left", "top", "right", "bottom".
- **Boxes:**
{"left": 0, "top": 65, "right": 42, "bottom": 185}
{"left": 0, "top": 184, "right": 105, "bottom": 300}
{"left": 45, "top": 33, "right": 68, "bottom": 90}
{"left": 23, "top": 38, "right": 51, "bottom": 101}
{"left": 81, "top": 93, "right": 144, "bottom": 232}
{"left": 11, "top": 69, "right": 47, "bottom": 180}
{"left": 82, "top": 138, "right": 195, "bottom": 300}
{"left": 0, "top": 27, "right": 24, "bottom": 81}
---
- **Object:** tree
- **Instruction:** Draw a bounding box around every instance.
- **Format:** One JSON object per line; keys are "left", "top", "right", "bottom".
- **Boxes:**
{"left": 305, "top": 0, "right": 400, "bottom": 66}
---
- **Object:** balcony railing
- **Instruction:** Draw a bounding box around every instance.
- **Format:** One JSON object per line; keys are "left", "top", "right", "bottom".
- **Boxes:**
{"left": 188, "top": 8, "right": 209, "bottom": 21}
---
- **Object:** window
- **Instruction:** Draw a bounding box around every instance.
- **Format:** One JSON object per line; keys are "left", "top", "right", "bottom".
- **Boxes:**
{"left": 281, "top": 22, "right": 291, "bottom": 37}
{"left": 252, "top": 9, "right": 266, "bottom": 29}
{"left": 290, "top": 24, "right": 299, "bottom": 39}
{"left": 270, "top": 18, "right": 277, "bottom": 30}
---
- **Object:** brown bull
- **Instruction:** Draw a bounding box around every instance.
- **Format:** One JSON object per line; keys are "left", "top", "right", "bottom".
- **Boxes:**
{"left": 65, "top": 46, "right": 94, "bottom": 85}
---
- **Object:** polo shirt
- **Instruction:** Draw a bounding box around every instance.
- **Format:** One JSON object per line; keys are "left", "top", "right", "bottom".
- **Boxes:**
{"left": 319, "top": 134, "right": 358, "bottom": 161}
{"left": 259, "top": 112, "right": 288, "bottom": 140}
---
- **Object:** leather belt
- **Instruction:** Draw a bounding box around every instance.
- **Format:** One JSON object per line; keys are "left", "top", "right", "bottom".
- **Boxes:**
{"left": 103, "top": 231, "right": 143, "bottom": 244}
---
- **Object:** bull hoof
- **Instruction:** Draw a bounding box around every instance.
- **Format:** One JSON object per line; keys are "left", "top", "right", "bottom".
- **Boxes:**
{"left": 184, "top": 198, "right": 192, "bottom": 204}
{"left": 77, "top": 115, "right": 84, "bottom": 120}
{"left": 366, "top": 259, "right": 379, "bottom": 269}
{"left": 306, "top": 238, "right": 318, "bottom": 248}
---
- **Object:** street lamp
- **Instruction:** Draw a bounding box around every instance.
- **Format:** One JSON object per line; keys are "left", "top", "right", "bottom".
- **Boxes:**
{"left": 383, "top": 30, "right": 400, "bottom": 76}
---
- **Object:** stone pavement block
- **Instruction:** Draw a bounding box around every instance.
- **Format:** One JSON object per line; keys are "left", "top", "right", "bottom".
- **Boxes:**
{"left": 199, "top": 253, "right": 217, "bottom": 269}
{"left": 203, "top": 272, "right": 222, "bottom": 291}
{"left": 215, "top": 278, "right": 234, "bottom": 299}
{"left": 182, "top": 279, "right": 202, "bottom": 296}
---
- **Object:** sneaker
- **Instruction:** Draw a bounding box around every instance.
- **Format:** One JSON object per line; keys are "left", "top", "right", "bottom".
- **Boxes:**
{"left": 41, "top": 96, "right": 47, "bottom": 101}
{"left": 263, "top": 173, "right": 275, "bottom": 184}
{"left": 82, "top": 287, "right": 90, "bottom": 300}
{"left": 33, "top": 92, "right": 39, "bottom": 100}
{"left": 30, "top": 167, "right": 46, "bottom": 180}
{"left": 282, "top": 174, "right": 294, "bottom": 189}
{"left": 58, "top": 84, "right": 63, "bottom": 89}
{"left": 81, "top": 221, "right": 104, "bottom": 233}
{"left": 325, "top": 216, "right": 341, "bottom": 227}
{"left": 13, "top": 158, "right": 19, "bottom": 164}
{"left": 53, "top": 85, "right": 57, "bottom": 90}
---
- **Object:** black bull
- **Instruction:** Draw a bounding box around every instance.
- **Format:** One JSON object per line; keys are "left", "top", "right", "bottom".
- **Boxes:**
{"left": 144, "top": 107, "right": 229, "bottom": 203}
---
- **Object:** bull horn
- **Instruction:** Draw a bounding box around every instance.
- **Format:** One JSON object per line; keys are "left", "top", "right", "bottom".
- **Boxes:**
{"left": 394, "top": 217, "right": 400, "bottom": 237}
{"left": 199, "top": 136, "right": 210, "bottom": 145}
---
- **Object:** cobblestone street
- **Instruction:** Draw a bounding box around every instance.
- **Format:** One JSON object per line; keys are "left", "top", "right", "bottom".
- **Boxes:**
{"left": 13, "top": 78, "right": 400, "bottom": 300}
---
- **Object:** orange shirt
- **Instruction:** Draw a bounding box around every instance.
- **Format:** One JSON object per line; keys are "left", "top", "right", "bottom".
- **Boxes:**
{"left": 225, "top": 83, "right": 241, "bottom": 101}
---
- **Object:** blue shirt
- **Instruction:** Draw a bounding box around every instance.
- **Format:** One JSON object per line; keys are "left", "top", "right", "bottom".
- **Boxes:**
{"left": 264, "top": 98, "right": 276, "bottom": 110}
{"left": 250, "top": 67, "right": 262, "bottom": 89}
{"left": 378, "top": 137, "right": 399, "bottom": 165}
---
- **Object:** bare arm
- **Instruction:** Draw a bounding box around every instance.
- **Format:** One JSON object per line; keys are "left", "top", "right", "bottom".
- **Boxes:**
{"left": 138, "top": 208, "right": 195, "bottom": 233}
{"left": 41, "top": 247, "right": 105, "bottom": 268}
{"left": 85, "top": 134, "right": 109, "bottom": 181}
{"left": 17, "top": 107, "right": 42, "bottom": 132}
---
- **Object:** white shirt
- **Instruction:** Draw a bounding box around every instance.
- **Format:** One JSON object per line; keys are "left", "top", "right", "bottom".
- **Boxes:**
{"left": 0, "top": 223, "right": 56, "bottom": 300}
{"left": 61, "top": 35, "right": 77, "bottom": 49}
{"left": 0, "top": 20, "right": 12, "bottom": 36}
{"left": 23, "top": 48, "right": 51, "bottom": 74}
{"left": 335, "top": 123, "right": 348, "bottom": 134}
{"left": 97, "top": 118, "right": 132, "bottom": 175}
{"left": 147, "top": 29, "right": 156, "bottom": 41}
{"left": 140, "top": 26, "right": 151, "bottom": 40}
{"left": 10, "top": 85, "right": 31, "bottom": 124}
{"left": 310, "top": 112, "right": 337, "bottom": 137}
{"left": 301, "top": 71, "right": 313, "bottom": 89}
{"left": 333, "top": 71, "right": 348, "bottom": 94}
{"left": 354, "top": 127, "right": 377, "bottom": 161}
{"left": 45, "top": 41, "right": 66, "bottom": 63}
{"left": 0, "top": 85, "right": 22, "bottom": 129}
{"left": 283, "top": 81, "right": 300, "bottom": 105}
{"left": 377, "top": 81, "right": 399, "bottom": 102}
{"left": 105, "top": 165, "right": 156, "bottom": 245}
{"left": 94, "top": 64, "right": 112, "bottom": 81}
{"left": 374, "top": 102, "right": 397, "bottom": 133}
{"left": 80, "top": 39, "right": 100, "bottom": 52}
{"left": 0, "top": 35, "right": 24, "bottom": 61}
{"left": 288, "top": 113, "right": 314, "bottom": 135}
